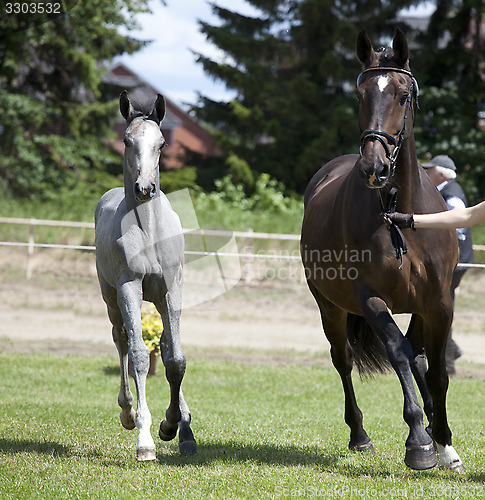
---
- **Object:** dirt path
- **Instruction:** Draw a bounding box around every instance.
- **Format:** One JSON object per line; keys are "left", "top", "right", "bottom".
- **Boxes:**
{"left": 1, "top": 250, "right": 484, "bottom": 373}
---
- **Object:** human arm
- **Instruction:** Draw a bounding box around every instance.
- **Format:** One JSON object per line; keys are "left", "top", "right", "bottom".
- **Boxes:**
{"left": 386, "top": 201, "right": 485, "bottom": 229}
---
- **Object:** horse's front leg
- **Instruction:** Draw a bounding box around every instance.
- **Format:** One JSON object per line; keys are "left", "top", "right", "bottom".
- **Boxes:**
{"left": 117, "top": 277, "right": 156, "bottom": 461}
{"left": 361, "top": 296, "right": 437, "bottom": 470}
{"left": 156, "top": 268, "right": 196, "bottom": 456}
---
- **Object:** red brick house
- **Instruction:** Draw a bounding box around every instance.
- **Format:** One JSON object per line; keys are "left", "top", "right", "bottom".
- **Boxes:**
{"left": 104, "top": 63, "right": 216, "bottom": 169}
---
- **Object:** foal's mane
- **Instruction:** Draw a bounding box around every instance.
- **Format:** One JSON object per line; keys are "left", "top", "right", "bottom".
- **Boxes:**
{"left": 126, "top": 91, "right": 161, "bottom": 122}
{"left": 130, "top": 95, "right": 156, "bottom": 116}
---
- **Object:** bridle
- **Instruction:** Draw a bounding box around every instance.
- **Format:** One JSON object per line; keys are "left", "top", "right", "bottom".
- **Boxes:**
{"left": 357, "top": 67, "right": 419, "bottom": 178}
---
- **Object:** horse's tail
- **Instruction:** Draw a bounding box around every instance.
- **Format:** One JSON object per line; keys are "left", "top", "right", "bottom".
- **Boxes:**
{"left": 346, "top": 313, "right": 392, "bottom": 377}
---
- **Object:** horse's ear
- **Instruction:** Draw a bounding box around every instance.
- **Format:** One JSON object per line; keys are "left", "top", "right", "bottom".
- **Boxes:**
{"left": 119, "top": 90, "right": 134, "bottom": 121}
{"left": 392, "top": 28, "right": 409, "bottom": 67}
{"left": 356, "top": 29, "right": 375, "bottom": 64}
{"left": 154, "top": 94, "right": 166, "bottom": 124}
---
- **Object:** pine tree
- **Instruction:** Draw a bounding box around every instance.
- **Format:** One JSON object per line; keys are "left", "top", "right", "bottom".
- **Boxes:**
{"left": 193, "top": 0, "right": 421, "bottom": 192}
{"left": 413, "top": 0, "right": 485, "bottom": 202}
{"left": 0, "top": 1, "right": 154, "bottom": 199}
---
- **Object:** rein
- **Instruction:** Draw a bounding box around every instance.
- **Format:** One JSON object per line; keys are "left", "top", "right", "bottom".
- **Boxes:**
{"left": 357, "top": 67, "right": 419, "bottom": 268}
{"left": 358, "top": 67, "right": 419, "bottom": 178}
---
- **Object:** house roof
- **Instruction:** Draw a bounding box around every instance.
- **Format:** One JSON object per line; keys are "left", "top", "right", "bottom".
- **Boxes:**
{"left": 103, "top": 62, "right": 210, "bottom": 139}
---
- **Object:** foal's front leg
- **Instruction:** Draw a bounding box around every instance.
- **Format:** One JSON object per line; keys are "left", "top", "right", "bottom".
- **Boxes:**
{"left": 156, "top": 271, "right": 196, "bottom": 455}
{"left": 118, "top": 277, "right": 156, "bottom": 461}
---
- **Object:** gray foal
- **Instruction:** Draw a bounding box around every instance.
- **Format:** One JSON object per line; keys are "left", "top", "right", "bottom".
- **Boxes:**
{"left": 95, "top": 91, "right": 196, "bottom": 460}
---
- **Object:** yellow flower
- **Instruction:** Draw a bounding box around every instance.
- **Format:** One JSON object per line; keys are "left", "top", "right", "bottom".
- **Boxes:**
{"left": 141, "top": 304, "right": 163, "bottom": 352}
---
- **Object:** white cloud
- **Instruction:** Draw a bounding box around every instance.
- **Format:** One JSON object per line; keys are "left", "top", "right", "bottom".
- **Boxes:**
{"left": 118, "top": 0, "right": 259, "bottom": 108}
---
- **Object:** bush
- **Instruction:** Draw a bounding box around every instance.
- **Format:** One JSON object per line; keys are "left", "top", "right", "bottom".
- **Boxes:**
{"left": 193, "top": 173, "right": 304, "bottom": 233}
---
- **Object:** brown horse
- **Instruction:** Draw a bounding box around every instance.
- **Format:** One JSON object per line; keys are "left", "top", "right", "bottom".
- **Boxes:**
{"left": 300, "top": 29, "right": 464, "bottom": 471}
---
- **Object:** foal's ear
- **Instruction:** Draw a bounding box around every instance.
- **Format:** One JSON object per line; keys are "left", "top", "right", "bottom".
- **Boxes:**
{"left": 392, "top": 28, "right": 409, "bottom": 67}
{"left": 119, "top": 90, "right": 134, "bottom": 121}
{"left": 356, "top": 29, "right": 375, "bottom": 65}
{"left": 154, "top": 94, "right": 166, "bottom": 124}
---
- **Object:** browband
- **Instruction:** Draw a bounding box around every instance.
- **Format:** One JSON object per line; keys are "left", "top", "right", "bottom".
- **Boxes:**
{"left": 356, "top": 66, "right": 419, "bottom": 101}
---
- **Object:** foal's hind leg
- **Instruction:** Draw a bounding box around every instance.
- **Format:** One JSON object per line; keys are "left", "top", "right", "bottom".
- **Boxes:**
{"left": 308, "top": 283, "right": 373, "bottom": 452}
{"left": 156, "top": 272, "right": 196, "bottom": 455}
{"left": 112, "top": 322, "right": 137, "bottom": 431}
{"left": 100, "top": 279, "right": 137, "bottom": 431}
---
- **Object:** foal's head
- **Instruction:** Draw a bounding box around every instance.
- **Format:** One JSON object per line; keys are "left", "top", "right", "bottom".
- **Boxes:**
{"left": 355, "top": 29, "right": 418, "bottom": 189}
{"left": 119, "top": 91, "right": 166, "bottom": 203}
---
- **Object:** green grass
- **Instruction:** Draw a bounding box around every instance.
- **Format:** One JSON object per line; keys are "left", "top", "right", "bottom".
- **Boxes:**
{"left": 0, "top": 350, "right": 484, "bottom": 499}
{"left": 0, "top": 190, "right": 303, "bottom": 247}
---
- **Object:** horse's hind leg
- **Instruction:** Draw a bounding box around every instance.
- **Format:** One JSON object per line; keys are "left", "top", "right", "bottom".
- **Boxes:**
{"left": 406, "top": 314, "right": 433, "bottom": 432}
{"left": 156, "top": 276, "right": 196, "bottom": 456}
{"left": 308, "top": 283, "right": 373, "bottom": 452}
{"left": 422, "top": 307, "right": 465, "bottom": 472}
{"left": 360, "top": 296, "right": 437, "bottom": 470}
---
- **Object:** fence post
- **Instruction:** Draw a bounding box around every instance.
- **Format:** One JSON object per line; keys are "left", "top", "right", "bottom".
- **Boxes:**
{"left": 242, "top": 228, "right": 254, "bottom": 283}
{"left": 26, "top": 218, "right": 35, "bottom": 279}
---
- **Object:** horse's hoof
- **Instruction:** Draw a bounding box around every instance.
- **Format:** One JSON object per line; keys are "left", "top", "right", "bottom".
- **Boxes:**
{"left": 437, "top": 444, "right": 465, "bottom": 473}
{"left": 444, "top": 461, "right": 466, "bottom": 473}
{"left": 349, "top": 439, "right": 374, "bottom": 453}
{"left": 179, "top": 440, "right": 197, "bottom": 456}
{"left": 136, "top": 447, "right": 156, "bottom": 461}
{"left": 159, "top": 420, "right": 177, "bottom": 441}
{"left": 404, "top": 443, "right": 437, "bottom": 470}
{"left": 120, "top": 409, "right": 136, "bottom": 430}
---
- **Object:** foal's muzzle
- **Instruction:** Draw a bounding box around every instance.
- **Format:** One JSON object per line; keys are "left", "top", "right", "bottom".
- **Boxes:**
{"left": 134, "top": 180, "right": 157, "bottom": 202}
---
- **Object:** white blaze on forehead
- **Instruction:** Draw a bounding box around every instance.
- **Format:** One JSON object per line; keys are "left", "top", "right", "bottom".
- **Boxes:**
{"left": 377, "top": 75, "right": 390, "bottom": 92}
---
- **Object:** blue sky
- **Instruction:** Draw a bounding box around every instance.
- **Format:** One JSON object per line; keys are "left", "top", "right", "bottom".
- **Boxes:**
{"left": 118, "top": 0, "right": 257, "bottom": 109}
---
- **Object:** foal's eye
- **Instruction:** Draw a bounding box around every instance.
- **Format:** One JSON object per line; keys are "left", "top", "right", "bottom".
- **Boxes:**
{"left": 123, "top": 137, "right": 132, "bottom": 147}
{"left": 400, "top": 93, "right": 409, "bottom": 106}
{"left": 159, "top": 140, "right": 166, "bottom": 151}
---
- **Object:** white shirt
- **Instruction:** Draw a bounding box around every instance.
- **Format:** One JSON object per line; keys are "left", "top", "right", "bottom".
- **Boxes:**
{"left": 437, "top": 181, "right": 467, "bottom": 240}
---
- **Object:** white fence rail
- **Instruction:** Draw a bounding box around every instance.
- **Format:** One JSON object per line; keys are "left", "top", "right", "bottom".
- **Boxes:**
{"left": 0, "top": 216, "right": 483, "bottom": 279}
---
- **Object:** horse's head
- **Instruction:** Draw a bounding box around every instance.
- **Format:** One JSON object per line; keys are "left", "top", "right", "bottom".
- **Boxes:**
{"left": 355, "top": 29, "right": 418, "bottom": 189}
{"left": 119, "top": 91, "right": 166, "bottom": 203}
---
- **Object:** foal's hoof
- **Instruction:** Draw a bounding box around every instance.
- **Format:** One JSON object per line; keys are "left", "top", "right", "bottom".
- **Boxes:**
{"left": 349, "top": 439, "right": 374, "bottom": 453}
{"left": 159, "top": 420, "right": 177, "bottom": 442}
{"left": 179, "top": 439, "right": 197, "bottom": 456}
{"left": 120, "top": 409, "right": 136, "bottom": 430}
{"left": 179, "top": 422, "right": 197, "bottom": 456}
{"left": 404, "top": 443, "right": 437, "bottom": 470}
{"left": 136, "top": 446, "right": 156, "bottom": 461}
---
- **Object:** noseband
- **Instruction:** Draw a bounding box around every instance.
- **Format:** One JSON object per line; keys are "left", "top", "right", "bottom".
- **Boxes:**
{"left": 357, "top": 67, "right": 419, "bottom": 176}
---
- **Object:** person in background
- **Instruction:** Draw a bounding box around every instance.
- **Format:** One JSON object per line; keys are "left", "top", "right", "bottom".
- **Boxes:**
{"left": 388, "top": 155, "right": 474, "bottom": 375}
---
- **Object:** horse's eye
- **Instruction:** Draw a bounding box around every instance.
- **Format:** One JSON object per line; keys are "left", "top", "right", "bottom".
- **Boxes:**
{"left": 400, "top": 93, "right": 409, "bottom": 106}
{"left": 159, "top": 140, "right": 166, "bottom": 151}
{"left": 123, "top": 137, "right": 132, "bottom": 147}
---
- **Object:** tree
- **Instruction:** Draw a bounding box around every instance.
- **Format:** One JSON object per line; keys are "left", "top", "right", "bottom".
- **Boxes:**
{"left": 413, "top": 0, "right": 485, "bottom": 203}
{"left": 0, "top": 1, "right": 157, "bottom": 199}
{"left": 193, "top": 0, "right": 422, "bottom": 192}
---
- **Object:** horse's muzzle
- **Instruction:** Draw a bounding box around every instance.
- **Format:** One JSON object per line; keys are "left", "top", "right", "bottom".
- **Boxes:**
{"left": 357, "top": 158, "right": 390, "bottom": 189}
